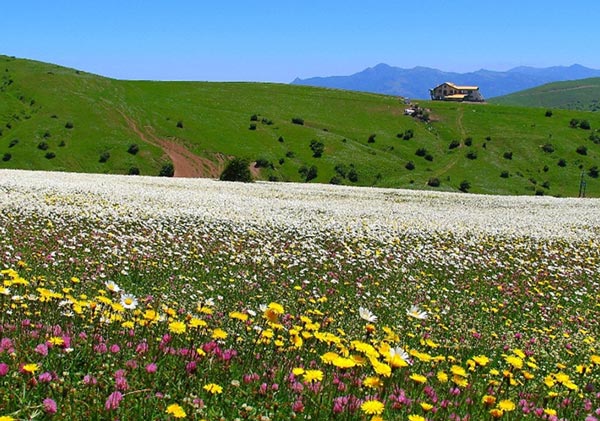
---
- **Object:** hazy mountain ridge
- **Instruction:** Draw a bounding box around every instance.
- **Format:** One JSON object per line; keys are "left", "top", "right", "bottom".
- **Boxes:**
{"left": 291, "top": 64, "right": 600, "bottom": 99}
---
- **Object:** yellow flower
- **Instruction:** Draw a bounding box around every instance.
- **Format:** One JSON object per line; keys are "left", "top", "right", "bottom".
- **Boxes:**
{"left": 292, "top": 367, "right": 305, "bottom": 376}
{"left": 544, "top": 408, "right": 557, "bottom": 416}
{"left": 332, "top": 357, "right": 356, "bottom": 369}
{"left": 361, "top": 399, "right": 385, "bottom": 415}
{"left": 203, "top": 383, "right": 223, "bottom": 394}
{"left": 22, "top": 363, "right": 39, "bottom": 373}
{"left": 437, "top": 371, "right": 448, "bottom": 383}
{"left": 590, "top": 354, "right": 600, "bottom": 365}
{"left": 482, "top": 395, "right": 496, "bottom": 406}
{"left": 505, "top": 355, "right": 523, "bottom": 370}
{"left": 321, "top": 352, "right": 340, "bottom": 364}
{"left": 211, "top": 328, "right": 228, "bottom": 340}
{"left": 409, "top": 373, "right": 427, "bottom": 384}
{"left": 473, "top": 354, "right": 490, "bottom": 366}
{"left": 497, "top": 399, "right": 515, "bottom": 412}
{"left": 420, "top": 402, "right": 433, "bottom": 411}
{"left": 489, "top": 408, "right": 504, "bottom": 418}
{"left": 451, "top": 365, "right": 467, "bottom": 377}
{"left": 408, "top": 415, "right": 426, "bottom": 421}
{"left": 0, "top": 416, "right": 15, "bottom": 421}
{"left": 166, "top": 403, "right": 187, "bottom": 418}
{"left": 48, "top": 336, "right": 64, "bottom": 346}
{"left": 169, "top": 321, "right": 186, "bottom": 334}
{"left": 363, "top": 376, "right": 383, "bottom": 388}
{"left": 302, "top": 369, "right": 323, "bottom": 383}
{"left": 229, "top": 311, "right": 248, "bottom": 321}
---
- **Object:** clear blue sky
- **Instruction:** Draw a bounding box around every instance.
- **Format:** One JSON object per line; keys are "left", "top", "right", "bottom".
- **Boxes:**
{"left": 2, "top": 1, "right": 599, "bottom": 83}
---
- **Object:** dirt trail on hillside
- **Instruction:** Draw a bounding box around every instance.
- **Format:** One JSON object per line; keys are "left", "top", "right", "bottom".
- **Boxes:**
{"left": 120, "top": 112, "right": 228, "bottom": 178}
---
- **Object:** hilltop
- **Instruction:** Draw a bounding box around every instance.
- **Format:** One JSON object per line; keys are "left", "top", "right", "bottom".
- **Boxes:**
{"left": 291, "top": 63, "right": 600, "bottom": 99}
{"left": 1, "top": 55, "right": 599, "bottom": 197}
{"left": 490, "top": 78, "right": 600, "bottom": 111}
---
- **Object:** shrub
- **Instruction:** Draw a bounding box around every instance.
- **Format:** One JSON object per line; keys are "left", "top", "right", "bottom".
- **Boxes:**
{"left": 415, "top": 147, "right": 427, "bottom": 157}
{"left": 485, "top": 136, "right": 492, "bottom": 141}
{"left": 569, "top": 118, "right": 580, "bottom": 128}
{"left": 503, "top": 151, "right": 513, "bottom": 160}
{"left": 176, "top": 120, "right": 184, "bottom": 128}
{"left": 159, "top": 163, "right": 175, "bottom": 177}
{"left": 427, "top": 177, "right": 440, "bottom": 187}
{"left": 576, "top": 145, "right": 588, "bottom": 155}
{"left": 403, "top": 129, "right": 414, "bottom": 140}
{"left": 220, "top": 158, "right": 251, "bottom": 182}
{"left": 535, "top": 189, "right": 545, "bottom": 196}
{"left": 2, "top": 153, "right": 11, "bottom": 161}
{"left": 9, "top": 139, "right": 18, "bottom": 147}
{"left": 334, "top": 163, "right": 348, "bottom": 178}
{"left": 38, "top": 141, "right": 49, "bottom": 151}
{"left": 291, "top": 117, "right": 304, "bottom": 125}
{"left": 254, "top": 158, "right": 272, "bottom": 169}
{"left": 329, "top": 176, "right": 342, "bottom": 185}
{"left": 310, "top": 140, "right": 325, "bottom": 158}
{"left": 459, "top": 180, "right": 471, "bottom": 192}
{"left": 579, "top": 120, "right": 591, "bottom": 130}
{"left": 250, "top": 114, "right": 258, "bottom": 121}
{"left": 65, "top": 121, "right": 74, "bottom": 129}
{"left": 541, "top": 143, "right": 555, "bottom": 153}
{"left": 588, "top": 166, "right": 599, "bottom": 178}
{"left": 58, "top": 140, "right": 66, "bottom": 147}
{"left": 347, "top": 168, "right": 358, "bottom": 182}
{"left": 99, "top": 152, "right": 110, "bottom": 163}
{"left": 299, "top": 165, "right": 317, "bottom": 182}
{"left": 543, "top": 165, "right": 549, "bottom": 172}
{"left": 466, "top": 150, "right": 477, "bottom": 160}
{"left": 128, "top": 167, "right": 140, "bottom": 175}
{"left": 405, "top": 161, "right": 415, "bottom": 170}
{"left": 249, "top": 123, "right": 257, "bottom": 130}
{"left": 43, "top": 130, "right": 51, "bottom": 138}
{"left": 127, "top": 144, "right": 139, "bottom": 155}
{"left": 45, "top": 152, "right": 56, "bottom": 159}
{"left": 545, "top": 110, "right": 553, "bottom": 117}
{"left": 500, "top": 170, "right": 509, "bottom": 178}
{"left": 278, "top": 136, "right": 284, "bottom": 143}
{"left": 557, "top": 158, "right": 567, "bottom": 167}
{"left": 464, "top": 137, "right": 473, "bottom": 147}
{"left": 278, "top": 158, "right": 285, "bottom": 165}
{"left": 285, "top": 151, "right": 295, "bottom": 158}
{"left": 367, "top": 134, "right": 376, "bottom": 143}
{"left": 261, "top": 118, "right": 273, "bottom": 125}
{"left": 449, "top": 139, "right": 460, "bottom": 149}
{"left": 424, "top": 154, "right": 434, "bottom": 162}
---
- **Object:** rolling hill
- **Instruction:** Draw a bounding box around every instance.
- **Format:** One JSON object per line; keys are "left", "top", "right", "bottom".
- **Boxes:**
{"left": 291, "top": 63, "right": 600, "bottom": 99}
{"left": 1, "top": 55, "right": 599, "bottom": 197}
{"left": 490, "top": 78, "right": 600, "bottom": 111}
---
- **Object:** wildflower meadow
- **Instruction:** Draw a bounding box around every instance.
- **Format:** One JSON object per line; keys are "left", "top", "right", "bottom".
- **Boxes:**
{"left": 0, "top": 169, "right": 599, "bottom": 420}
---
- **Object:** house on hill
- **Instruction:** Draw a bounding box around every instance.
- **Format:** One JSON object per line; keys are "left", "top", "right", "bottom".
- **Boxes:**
{"left": 430, "top": 82, "right": 484, "bottom": 102}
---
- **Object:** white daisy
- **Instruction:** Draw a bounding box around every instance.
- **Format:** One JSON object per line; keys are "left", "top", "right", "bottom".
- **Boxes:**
{"left": 406, "top": 304, "right": 428, "bottom": 320}
{"left": 105, "top": 280, "right": 121, "bottom": 293}
{"left": 120, "top": 293, "right": 138, "bottom": 310}
{"left": 359, "top": 306, "right": 377, "bottom": 323}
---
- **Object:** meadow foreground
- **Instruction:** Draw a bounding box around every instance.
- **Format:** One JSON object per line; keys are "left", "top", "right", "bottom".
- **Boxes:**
{"left": 0, "top": 169, "right": 599, "bottom": 420}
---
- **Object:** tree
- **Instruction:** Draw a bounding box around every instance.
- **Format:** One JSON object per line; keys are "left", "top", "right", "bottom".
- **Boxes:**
{"left": 310, "top": 140, "right": 325, "bottom": 158}
{"left": 159, "top": 163, "right": 175, "bottom": 177}
{"left": 220, "top": 158, "right": 252, "bottom": 182}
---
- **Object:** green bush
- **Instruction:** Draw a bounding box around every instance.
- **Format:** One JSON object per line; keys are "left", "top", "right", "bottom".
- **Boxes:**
{"left": 128, "top": 167, "right": 140, "bottom": 175}
{"left": 291, "top": 117, "right": 304, "bottom": 125}
{"left": 127, "top": 144, "right": 139, "bottom": 155}
{"left": 405, "top": 161, "right": 415, "bottom": 170}
{"left": 9, "top": 139, "right": 18, "bottom": 148}
{"left": 541, "top": 143, "right": 555, "bottom": 153}
{"left": 576, "top": 145, "right": 587, "bottom": 155}
{"left": 367, "top": 134, "right": 376, "bottom": 143}
{"left": 45, "top": 152, "right": 56, "bottom": 159}
{"left": 159, "top": 163, "right": 175, "bottom": 177}
{"left": 545, "top": 110, "right": 553, "bottom": 117}
{"left": 347, "top": 168, "right": 358, "bottom": 182}
{"left": 65, "top": 121, "right": 74, "bottom": 129}
{"left": 2, "top": 153, "right": 11, "bottom": 161}
{"left": 415, "top": 147, "right": 427, "bottom": 157}
{"left": 99, "top": 152, "right": 110, "bottom": 163}
{"left": 500, "top": 170, "right": 509, "bottom": 178}
{"left": 557, "top": 158, "right": 567, "bottom": 167}
{"left": 427, "top": 177, "right": 440, "bottom": 187}
{"left": 38, "top": 141, "right": 49, "bottom": 151}
{"left": 588, "top": 166, "right": 599, "bottom": 178}
{"left": 310, "top": 140, "right": 325, "bottom": 158}
{"left": 176, "top": 120, "right": 184, "bottom": 129}
{"left": 449, "top": 140, "right": 460, "bottom": 149}
{"left": 466, "top": 150, "right": 477, "bottom": 160}
{"left": 503, "top": 151, "right": 513, "bottom": 160}
{"left": 220, "top": 158, "right": 251, "bottom": 182}
{"left": 579, "top": 120, "right": 591, "bottom": 130}
{"left": 464, "top": 137, "right": 473, "bottom": 147}
{"left": 299, "top": 165, "right": 318, "bottom": 182}
{"left": 459, "top": 180, "right": 471, "bottom": 192}
{"left": 249, "top": 123, "right": 257, "bottom": 130}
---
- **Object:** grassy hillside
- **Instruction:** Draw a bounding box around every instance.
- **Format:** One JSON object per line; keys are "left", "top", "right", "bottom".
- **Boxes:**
{"left": 1, "top": 55, "right": 600, "bottom": 197}
{"left": 490, "top": 77, "right": 600, "bottom": 111}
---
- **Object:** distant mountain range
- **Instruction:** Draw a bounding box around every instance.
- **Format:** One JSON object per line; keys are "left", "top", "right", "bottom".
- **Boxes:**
{"left": 291, "top": 64, "right": 600, "bottom": 99}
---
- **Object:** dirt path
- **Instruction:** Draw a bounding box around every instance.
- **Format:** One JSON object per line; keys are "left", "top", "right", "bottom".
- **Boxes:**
{"left": 120, "top": 112, "right": 227, "bottom": 178}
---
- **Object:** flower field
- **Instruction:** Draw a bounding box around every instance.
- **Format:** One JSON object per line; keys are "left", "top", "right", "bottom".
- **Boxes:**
{"left": 1, "top": 169, "right": 599, "bottom": 420}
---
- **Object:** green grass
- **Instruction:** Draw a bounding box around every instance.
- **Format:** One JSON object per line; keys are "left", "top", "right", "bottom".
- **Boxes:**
{"left": 490, "top": 77, "right": 600, "bottom": 111}
{"left": 1, "top": 55, "right": 600, "bottom": 196}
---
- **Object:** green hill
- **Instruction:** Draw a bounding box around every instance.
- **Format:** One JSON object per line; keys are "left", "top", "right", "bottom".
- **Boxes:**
{"left": 1, "top": 55, "right": 600, "bottom": 197}
{"left": 490, "top": 78, "right": 600, "bottom": 111}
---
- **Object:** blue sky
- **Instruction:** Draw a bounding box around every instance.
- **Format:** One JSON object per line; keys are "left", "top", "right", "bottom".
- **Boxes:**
{"left": 2, "top": 1, "right": 599, "bottom": 82}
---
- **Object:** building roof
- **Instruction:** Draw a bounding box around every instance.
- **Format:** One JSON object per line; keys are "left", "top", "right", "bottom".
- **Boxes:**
{"left": 444, "top": 94, "right": 468, "bottom": 100}
{"left": 442, "top": 82, "right": 479, "bottom": 90}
